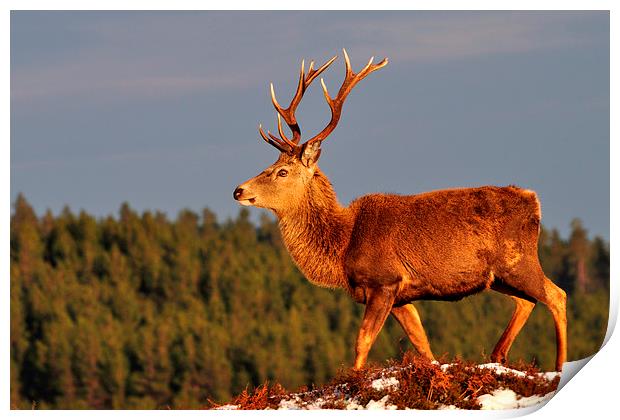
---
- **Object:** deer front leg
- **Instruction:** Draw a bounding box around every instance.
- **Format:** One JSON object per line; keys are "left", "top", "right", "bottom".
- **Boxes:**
{"left": 491, "top": 296, "right": 535, "bottom": 364}
{"left": 354, "top": 286, "right": 397, "bottom": 370}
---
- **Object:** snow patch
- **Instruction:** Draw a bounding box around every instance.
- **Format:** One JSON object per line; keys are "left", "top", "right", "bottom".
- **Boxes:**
{"left": 371, "top": 376, "right": 399, "bottom": 391}
{"left": 365, "top": 395, "right": 397, "bottom": 410}
{"left": 438, "top": 404, "right": 459, "bottom": 410}
{"left": 477, "top": 388, "right": 555, "bottom": 410}
{"left": 214, "top": 404, "right": 238, "bottom": 410}
{"left": 477, "top": 363, "right": 528, "bottom": 377}
{"left": 541, "top": 371, "right": 561, "bottom": 381}
{"left": 345, "top": 399, "right": 364, "bottom": 410}
{"left": 305, "top": 397, "right": 327, "bottom": 410}
{"left": 477, "top": 362, "right": 561, "bottom": 382}
{"left": 277, "top": 393, "right": 400, "bottom": 410}
{"left": 278, "top": 396, "right": 302, "bottom": 409}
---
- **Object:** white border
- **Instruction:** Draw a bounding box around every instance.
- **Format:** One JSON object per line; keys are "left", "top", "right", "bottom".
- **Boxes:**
{"left": 4, "top": 1, "right": 616, "bottom": 418}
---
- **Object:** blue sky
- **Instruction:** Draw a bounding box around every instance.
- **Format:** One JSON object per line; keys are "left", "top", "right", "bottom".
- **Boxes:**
{"left": 11, "top": 11, "right": 609, "bottom": 239}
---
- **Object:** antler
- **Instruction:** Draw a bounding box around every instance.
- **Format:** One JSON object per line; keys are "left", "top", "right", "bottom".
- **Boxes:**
{"left": 259, "top": 49, "right": 388, "bottom": 156}
{"left": 259, "top": 55, "right": 337, "bottom": 153}
{"left": 303, "top": 49, "right": 388, "bottom": 149}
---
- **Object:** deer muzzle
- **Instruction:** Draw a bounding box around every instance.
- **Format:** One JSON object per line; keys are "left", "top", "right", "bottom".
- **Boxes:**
{"left": 233, "top": 186, "right": 256, "bottom": 206}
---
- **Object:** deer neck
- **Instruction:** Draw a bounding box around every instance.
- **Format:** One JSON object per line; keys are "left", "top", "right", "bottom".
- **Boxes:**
{"left": 277, "top": 169, "right": 353, "bottom": 290}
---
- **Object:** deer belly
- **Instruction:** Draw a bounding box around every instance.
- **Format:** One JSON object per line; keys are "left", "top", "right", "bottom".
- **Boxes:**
{"left": 395, "top": 270, "right": 494, "bottom": 305}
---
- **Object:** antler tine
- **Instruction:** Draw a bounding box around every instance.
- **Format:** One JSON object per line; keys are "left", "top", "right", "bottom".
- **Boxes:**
{"left": 343, "top": 48, "right": 353, "bottom": 76}
{"left": 305, "top": 55, "right": 337, "bottom": 87}
{"left": 258, "top": 124, "right": 293, "bottom": 154}
{"left": 269, "top": 83, "right": 284, "bottom": 115}
{"left": 262, "top": 55, "right": 338, "bottom": 152}
{"left": 304, "top": 49, "right": 388, "bottom": 146}
{"left": 320, "top": 78, "right": 333, "bottom": 108}
{"left": 276, "top": 114, "right": 297, "bottom": 149}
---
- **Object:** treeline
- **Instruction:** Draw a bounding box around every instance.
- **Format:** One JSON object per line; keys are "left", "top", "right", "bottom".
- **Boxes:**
{"left": 10, "top": 194, "right": 609, "bottom": 409}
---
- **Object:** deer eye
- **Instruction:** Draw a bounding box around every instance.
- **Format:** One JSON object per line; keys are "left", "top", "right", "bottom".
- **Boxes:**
{"left": 277, "top": 169, "right": 289, "bottom": 177}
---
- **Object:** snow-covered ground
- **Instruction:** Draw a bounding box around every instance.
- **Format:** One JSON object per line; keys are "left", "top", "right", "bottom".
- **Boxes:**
{"left": 216, "top": 362, "right": 560, "bottom": 410}
{"left": 476, "top": 389, "right": 555, "bottom": 410}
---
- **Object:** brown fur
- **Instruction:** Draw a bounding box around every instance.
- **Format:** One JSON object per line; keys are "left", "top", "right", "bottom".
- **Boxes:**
{"left": 235, "top": 160, "right": 567, "bottom": 371}
{"left": 278, "top": 171, "right": 352, "bottom": 289}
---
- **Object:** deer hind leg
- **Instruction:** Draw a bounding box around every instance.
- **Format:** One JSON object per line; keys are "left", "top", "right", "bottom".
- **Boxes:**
{"left": 490, "top": 285, "right": 536, "bottom": 364}
{"left": 391, "top": 304, "right": 435, "bottom": 360}
{"left": 539, "top": 277, "right": 568, "bottom": 371}
{"left": 498, "top": 264, "right": 568, "bottom": 372}
{"left": 354, "top": 286, "right": 397, "bottom": 370}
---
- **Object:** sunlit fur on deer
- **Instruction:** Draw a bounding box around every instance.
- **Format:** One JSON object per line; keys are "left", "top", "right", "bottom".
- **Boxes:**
{"left": 233, "top": 50, "right": 567, "bottom": 372}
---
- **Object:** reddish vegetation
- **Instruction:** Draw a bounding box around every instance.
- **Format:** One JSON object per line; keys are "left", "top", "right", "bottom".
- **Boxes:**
{"left": 208, "top": 352, "right": 560, "bottom": 410}
{"left": 213, "top": 382, "right": 287, "bottom": 410}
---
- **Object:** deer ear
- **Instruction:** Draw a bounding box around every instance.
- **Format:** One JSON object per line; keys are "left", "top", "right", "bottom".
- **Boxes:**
{"left": 301, "top": 142, "right": 321, "bottom": 167}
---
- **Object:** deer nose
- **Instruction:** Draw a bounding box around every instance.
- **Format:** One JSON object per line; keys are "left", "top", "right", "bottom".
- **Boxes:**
{"left": 233, "top": 187, "right": 244, "bottom": 200}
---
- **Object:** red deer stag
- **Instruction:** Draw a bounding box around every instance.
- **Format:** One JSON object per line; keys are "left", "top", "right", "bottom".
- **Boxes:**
{"left": 233, "top": 50, "right": 567, "bottom": 371}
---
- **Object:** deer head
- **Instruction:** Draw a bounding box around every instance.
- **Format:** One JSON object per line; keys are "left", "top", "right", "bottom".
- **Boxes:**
{"left": 233, "top": 49, "right": 388, "bottom": 215}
